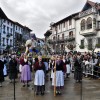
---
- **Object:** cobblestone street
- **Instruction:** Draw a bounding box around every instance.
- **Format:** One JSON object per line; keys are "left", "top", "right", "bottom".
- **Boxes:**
{"left": 0, "top": 73, "right": 100, "bottom": 100}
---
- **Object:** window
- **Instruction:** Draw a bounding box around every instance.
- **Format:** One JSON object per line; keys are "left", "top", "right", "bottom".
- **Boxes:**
{"left": 53, "top": 36, "right": 55, "bottom": 40}
{"left": 7, "top": 21, "right": 9, "bottom": 25}
{"left": 97, "top": 21, "right": 100, "bottom": 29}
{"left": 88, "top": 39, "right": 92, "bottom": 50}
{"left": 11, "top": 28, "right": 12, "bottom": 33}
{"left": 59, "top": 24, "right": 60, "bottom": 29}
{"left": 7, "top": 27, "right": 9, "bottom": 33}
{"left": 81, "top": 19, "right": 85, "bottom": 31}
{"left": 3, "top": 19, "right": 6, "bottom": 23}
{"left": 19, "top": 27, "right": 20, "bottom": 31}
{"left": 63, "top": 22, "right": 65, "bottom": 28}
{"left": 3, "top": 38, "right": 5, "bottom": 45}
{"left": 98, "top": 38, "right": 100, "bottom": 44}
{"left": 69, "top": 19, "right": 72, "bottom": 25}
{"left": 81, "top": 39, "right": 84, "bottom": 46}
{"left": 61, "top": 44, "right": 64, "bottom": 50}
{"left": 3, "top": 25, "right": 6, "bottom": 31}
{"left": 16, "top": 26, "right": 17, "bottom": 30}
{"left": 66, "top": 22, "right": 68, "bottom": 29}
{"left": 69, "top": 31, "right": 73, "bottom": 37}
{"left": 93, "top": 18, "right": 96, "bottom": 28}
{"left": 58, "top": 35, "right": 60, "bottom": 40}
{"left": 99, "top": 11, "right": 100, "bottom": 16}
{"left": 21, "top": 29, "right": 23, "bottom": 32}
{"left": 87, "top": 17, "right": 92, "bottom": 29}
{"left": 62, "top": 34, "right": 64, "bottom": 39}
{"left": 10, "top": 39, "right": 12, "bottom": 45}
{"left": 7, "top": 39, "right": 9, "bottom": 45}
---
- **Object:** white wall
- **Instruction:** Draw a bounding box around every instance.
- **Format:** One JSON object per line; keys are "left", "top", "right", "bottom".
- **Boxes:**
{"left": 75, "top": 13, "right": 100, "bottom": 52}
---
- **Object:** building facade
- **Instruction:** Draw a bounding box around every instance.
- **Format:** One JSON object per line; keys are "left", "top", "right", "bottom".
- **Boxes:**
{"left": 0, "top": 8, "right": 32, "bottom": 53}
{"left": 45, "top": 0, "right": 100, "bottom": 53}
{"left": 75, "top": 0, "right": 100, "bottom": 52}
{"left": 47, "top": 13, "right": 78, "bottom": 54}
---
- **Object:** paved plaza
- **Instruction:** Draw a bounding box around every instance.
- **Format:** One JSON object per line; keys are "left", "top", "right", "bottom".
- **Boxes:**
{"left": 0, "top": 73, "right": 100, "bottom": 100}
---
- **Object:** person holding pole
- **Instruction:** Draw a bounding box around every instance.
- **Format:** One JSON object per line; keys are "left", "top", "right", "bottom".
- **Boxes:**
{"left": 52, "top": 55, "right": 64, "bottom": 95}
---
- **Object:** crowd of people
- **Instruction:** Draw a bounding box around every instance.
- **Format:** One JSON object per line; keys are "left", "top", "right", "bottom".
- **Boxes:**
{"left": 0, "top": 51, "right": 100, "bottom": 95}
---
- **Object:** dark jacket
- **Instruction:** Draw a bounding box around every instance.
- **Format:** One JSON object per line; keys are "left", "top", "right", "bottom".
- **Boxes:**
{"left": 34, "top": 61, "right": 45, "bottom": 72}
{"left": 9, "top": 58, "right": 18, "bottom": 79}
{"left": 0, "top": 60, "right": 4, "bottom": 82}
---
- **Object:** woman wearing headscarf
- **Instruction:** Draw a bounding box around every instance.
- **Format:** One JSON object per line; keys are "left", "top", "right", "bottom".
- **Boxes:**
{"left": 52, "top": 55, "right": 64, "bottom": 95}
{"left": 20, "top": 55, "right": 32, "bottom": 87}
{"left": 34, "top": 56, "right": 45, "bottom": 95}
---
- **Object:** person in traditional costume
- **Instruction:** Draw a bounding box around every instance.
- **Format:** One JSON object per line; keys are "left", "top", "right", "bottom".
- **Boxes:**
{"left": 74, "top": 55, "right": 82, "bottom": 83}
{"left": 52, "top": 55, "right": 64, "bottom": 95}
{"left": 8, "top": 55, "right": 18, "bottom": 83}
{"left": 19, "top": 54, "right": 25, "bottom": 73}
{"left": 66, "top": 55, "right": 71, "bottom": 78}
{"left": 62, "top": 55, "right": 67, "bottom": 79}
{"left": 49, "top": 56, "right": 55, "bottom": 81}
{"left": 20, "top": 56, "right": 32, "bottom": 87}
{"left": 34, "top": 56, "right": 45, "bottom": 95}
{"left": 0, "top": 56, "right": 4, "bottom": 87}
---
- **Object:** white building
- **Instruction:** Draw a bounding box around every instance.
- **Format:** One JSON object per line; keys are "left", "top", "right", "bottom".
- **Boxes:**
{"left": 75, "top": 0, "right": 100, "bottom": 52}
{"left": 45, "top": 0, "right": 100, "bottom": 53}
{"left": 47, "top": 13, "right": 78, "bottom": 54}
{"left": 0, "top": 8, "right": 32, "bottom": 53}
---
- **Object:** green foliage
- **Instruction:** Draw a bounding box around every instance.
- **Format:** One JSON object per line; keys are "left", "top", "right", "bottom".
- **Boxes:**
{"left": 96, "top": 44, "right": 100, "bottom": 48}
{"left": 79, "top": 45, "right": 84, "bottom": 49}
{"left": 88, "top": 46, "right": 92, "bottom": 50}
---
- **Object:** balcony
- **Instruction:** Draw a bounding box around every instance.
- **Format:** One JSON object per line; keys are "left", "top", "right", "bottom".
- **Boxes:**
{"left": 48, "top": 35, "right": 75, "bottom": 44}
{"left": 80, "top": 29, "right": 96, "bottom": 37}
{"left": 79, "top": 8, "right": 97, "bottom": 18}
{"left": 67, "top": 35, "right": 75, "bottom": 41}
{"left": 57, "top": 38, "right": 64, "bottom": 43}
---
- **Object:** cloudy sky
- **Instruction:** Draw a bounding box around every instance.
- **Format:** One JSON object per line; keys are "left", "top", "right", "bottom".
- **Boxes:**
{"left": 0, "top": 0, "right": 100, "bottom": 38}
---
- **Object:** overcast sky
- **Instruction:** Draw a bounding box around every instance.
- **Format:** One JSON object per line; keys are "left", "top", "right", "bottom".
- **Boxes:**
{"left": 0, "top": 0, "right": 100, "bottom": 38}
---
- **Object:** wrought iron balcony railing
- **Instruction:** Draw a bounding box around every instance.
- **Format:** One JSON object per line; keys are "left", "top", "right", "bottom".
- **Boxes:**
{"left": 48, "top": 35, "right": 75, "bottom": 44}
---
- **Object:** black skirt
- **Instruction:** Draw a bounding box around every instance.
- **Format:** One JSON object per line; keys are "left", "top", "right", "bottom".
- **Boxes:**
{"left": 74, "top": 70, "right": 82, "bottom": 80}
